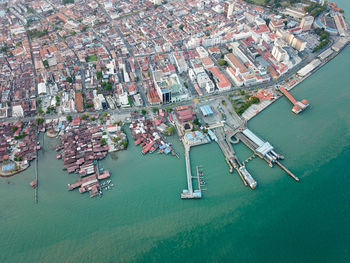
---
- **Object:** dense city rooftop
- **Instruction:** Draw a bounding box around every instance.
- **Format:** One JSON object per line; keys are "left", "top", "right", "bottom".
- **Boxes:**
{"left": 0, "top": 0, "right": 348, "bottom": 122}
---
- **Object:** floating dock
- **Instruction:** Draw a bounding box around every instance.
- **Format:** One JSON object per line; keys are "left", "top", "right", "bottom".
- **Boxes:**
{"left": 195, "top": 166, "right": 206, "bottom": 191}
{"left": 280, "top": 87, "right": 309, "bottom": 114}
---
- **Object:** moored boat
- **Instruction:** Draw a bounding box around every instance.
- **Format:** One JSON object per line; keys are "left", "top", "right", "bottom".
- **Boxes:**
{"left": 30, "top": 179, "right": 37, "bottom": 188}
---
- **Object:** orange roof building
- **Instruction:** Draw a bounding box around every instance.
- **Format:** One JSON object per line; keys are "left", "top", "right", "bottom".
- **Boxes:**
{"left": 75, "top": 92, "right": 84, "bottom": 113}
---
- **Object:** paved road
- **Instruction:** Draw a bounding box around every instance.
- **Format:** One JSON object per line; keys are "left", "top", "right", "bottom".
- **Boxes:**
{"left": 98, "top": 3, "right": 149, "bottom": 107}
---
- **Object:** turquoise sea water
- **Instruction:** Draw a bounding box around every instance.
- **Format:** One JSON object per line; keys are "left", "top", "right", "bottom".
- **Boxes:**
{"left": 1, "top": 1, "right": 350, "bottom": 262}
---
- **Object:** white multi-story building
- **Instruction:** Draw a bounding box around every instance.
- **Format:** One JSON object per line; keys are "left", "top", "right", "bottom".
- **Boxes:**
{"left": 12, "top": 105, "right": 24, "bottom": 118}
{"left": 38, "top": 82, "right": 47, "bottom": 95}
{"left": 186, "top": 37, "right": 201, "bottom": 49}
{"left": 173, "top": 53, "right": 188, "bottom": 74}
{"left": 300, "top": 16, "right": 314, "bottom": 32}
{"left": 272, "top": 45, "right": 289, "bottom": 62}
{"left": 196, "top": 47, "right": 209, "bottom": 58}
{"left": 189, "top": 67, "right": 215, "bottom": 93}
{"left": 226, "top": 67, "right": 244, "bottom": 87}
{"left": 223, "top": 1, "right": 234, "bottom": 18}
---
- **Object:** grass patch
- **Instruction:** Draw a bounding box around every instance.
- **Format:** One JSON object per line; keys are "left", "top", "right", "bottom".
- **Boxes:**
{"left": 85, "top": 54, "right": 98, "bottom": 63}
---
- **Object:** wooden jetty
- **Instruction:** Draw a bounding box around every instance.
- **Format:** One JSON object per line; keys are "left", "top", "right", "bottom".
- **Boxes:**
{"left": 34, "top": 129, "right": 39, "bottom": 204}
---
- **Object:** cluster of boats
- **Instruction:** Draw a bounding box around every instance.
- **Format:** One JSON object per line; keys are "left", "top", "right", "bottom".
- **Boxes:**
{"left": 98, "top": 179, "right": 114, "bottom": 197}
{"left": 100, "top": 179, "right": 114, "bottom": 190}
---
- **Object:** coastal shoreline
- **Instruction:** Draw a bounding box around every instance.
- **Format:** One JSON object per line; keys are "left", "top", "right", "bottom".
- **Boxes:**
{"left": 0, "top": 163, "right": 30, "bottom": 178}
{"left": 245, "top": 39, "right": 350, "bottom": 122}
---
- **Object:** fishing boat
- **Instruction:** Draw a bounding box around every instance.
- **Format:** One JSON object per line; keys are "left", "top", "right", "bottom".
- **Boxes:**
{"left": 30, "top": 179, "right": 37, "bottom": 188}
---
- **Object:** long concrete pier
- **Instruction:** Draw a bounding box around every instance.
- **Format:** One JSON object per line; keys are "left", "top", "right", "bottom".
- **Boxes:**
{"left": 181, "top": 144, "right": 202, "bottom": 199}
{"left": 34, "top": 129, "right": 39, "bottom": 204}
{"left": 184, "top": 145, "right": 193, "bottom": 194}
{"left": 280, "top": 87, "right": 309, "bottom": 114}
{"left": 34, "top": 157, "right": 38, "bottom": 203}
{"left": 276, "top": 161, "right": 299, "bottom": 182}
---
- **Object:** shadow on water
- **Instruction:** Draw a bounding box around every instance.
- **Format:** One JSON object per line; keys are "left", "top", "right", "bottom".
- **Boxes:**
{"left": 109, "top": 152, "right": 119, "bottom": 161}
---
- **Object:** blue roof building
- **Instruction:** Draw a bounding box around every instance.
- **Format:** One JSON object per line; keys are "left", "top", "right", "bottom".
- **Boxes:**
{"left": 200, "top": 105, "right": 214, "bottom": 116}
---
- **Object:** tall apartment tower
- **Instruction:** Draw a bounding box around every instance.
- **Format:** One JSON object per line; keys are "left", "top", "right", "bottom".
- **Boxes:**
{"left": 300, "top": 16, "right": 314, "bottom": 31}
{"left": 223, "top": 1, "right": 234, "bottom": 18}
